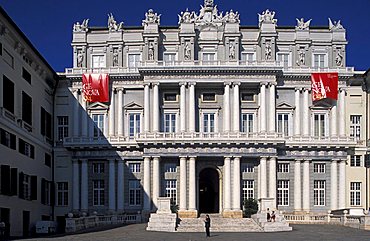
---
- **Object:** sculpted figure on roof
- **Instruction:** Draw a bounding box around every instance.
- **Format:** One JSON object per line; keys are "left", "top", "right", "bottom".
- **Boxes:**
{"left": 142, "top": 9, "right": 161, "bottom": 26}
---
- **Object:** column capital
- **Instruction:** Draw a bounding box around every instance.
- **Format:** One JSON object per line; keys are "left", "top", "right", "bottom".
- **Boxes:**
{"left": 224, "top": 81, "right": 232, "bottom": 86}
{"left": 143, "top": 156, "right": 151, "bottom": 160}
{"left": 260, "top": 156, "right": 268, "bottom": 159}
{"left": 268, "top": 81, "right": 277, "bottom": 86}
{"left": 179, "top": 156, "right": 187, "bottom": 159}
{"left": 108, "top": 159, "right": 116, "bottom": 163}
{"left": 179, "top": 82, "right": 187, "bottom": 87}
{"left": 117, "top": 159, "right": 124, "bottom": 163}
{"left": 260, "top": 82, "right": 268, "bottom": 87}
{"left": 143, "top": 83, "right": 151, "bottom": 87}
{"left": 232, "top": 81, "right": 241, "bottom": 86}
{"left": 224, "top": 156, "right": 232, "bottom": 159}
{"left": 294, "top": 87, "right": 303, "bottom": 92}
{"left": 80, "top": 159, "right": 88, "bottom": 163}
{"left": 72, "top": 159, "right": 79, "bottom": 163}
{"left": 152, "top": 156, "right": 161, "bottom": 160}
{"left": 233, "top": 156, "right": 242, "bottom": 159}
{"left": 116, "top": 87, "right": 124, "bottom": 92}
{"left": 188, "top": 82, "right": 196, "bottom": 86}
{"left": 269, "top": 156, "right": 278, "bottom": 160}
{"left": 339, "top": 87, "right": 347, "bottom": 93}
{"left": 188, "top": 156, "right": 197, "bottom": 159}
{"left": 152, "top": 82, "right": 160, "bottom": 87}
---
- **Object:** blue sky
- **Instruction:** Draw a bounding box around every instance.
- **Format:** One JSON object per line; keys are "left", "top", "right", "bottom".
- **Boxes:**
{"left": 1, "top": 0, "right": 369, "bottom": 72}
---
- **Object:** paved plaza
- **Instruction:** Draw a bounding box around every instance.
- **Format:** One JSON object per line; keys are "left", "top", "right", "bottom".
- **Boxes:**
{"left": 22, "top": 224, "right": 370, "bottom": 241}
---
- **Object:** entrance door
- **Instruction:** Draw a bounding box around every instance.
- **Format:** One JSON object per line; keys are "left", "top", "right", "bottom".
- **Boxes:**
{"left": 199, "top": 168, "right": 219, "bottom": 213}
{"left": 22, "top": 211, "right": 30, "bottom": 237}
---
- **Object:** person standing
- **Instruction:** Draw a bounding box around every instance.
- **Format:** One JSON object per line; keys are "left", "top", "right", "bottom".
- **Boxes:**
{"left": 204, "top": 214, "right": 211, "bottom": 237}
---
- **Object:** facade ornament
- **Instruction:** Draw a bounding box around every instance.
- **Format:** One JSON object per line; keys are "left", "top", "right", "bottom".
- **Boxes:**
{"left": 229, "top": 42, "right": 236, "bottom": 60}
{"left": 204, "top": 0, "right": 214, "bottom": 8}
{"left": 77, "top": 49, "right": 84, "bottom": 67}
{"left": 148, "top": 42, "right": 155, "bottom": 60}
{"left": 296, "top": 18, "right": 311, "bottom": 30}
{"left": 329, "top": 18, "right": 344, "bottom": 31}
{"left": 142, "top": 9, "right": 161, "bottom": 26}
{"left": 107, "top": 13, "right": 123, "bottom": 31}
{"left": 73, "top": 19, "right": 89, "bottom": 32}
{"left": 335, "top": 49, "right": 343, "bottom": 67}
{"left": 178, "top": 8, "right": 196, "bottom": 24}
{"left": 184, "top": 42, "right": 191, "bottom": 60}
{"left": 224, "top": 10, "right": 240, "bottom": 23}
{"left": 258, "top": 9, "right": 277, "bottom": 27}
{"left": 112, "top": 48, "right": 119, "bottom": 66}
{"left": 296, "top": 48, "right": 306, "bottom": 66}
{"left": 265, "top": 41, "right": 272, "bottom": 60}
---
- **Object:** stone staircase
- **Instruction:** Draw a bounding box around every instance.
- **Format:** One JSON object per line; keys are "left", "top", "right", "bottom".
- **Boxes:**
{"left": 147, "top": 213, "right": 177, "bottom": 232}
{"left": 176, "top": 214, "right": 263, "bottom": 232}
{"left": 252, "top": 212, "right": 293, "bottom": 232}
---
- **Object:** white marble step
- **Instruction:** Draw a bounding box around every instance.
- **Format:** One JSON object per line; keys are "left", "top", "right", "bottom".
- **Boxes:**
{"left": 176, "top": 218, "right": 263, "bottom": 232}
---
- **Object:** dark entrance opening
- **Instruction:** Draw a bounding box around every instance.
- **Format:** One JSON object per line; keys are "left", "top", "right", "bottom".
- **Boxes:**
{"left": 199, "top": 168, "right": 219, "bottom": 213}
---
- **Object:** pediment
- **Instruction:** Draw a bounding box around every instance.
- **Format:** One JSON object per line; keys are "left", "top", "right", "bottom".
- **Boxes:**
{"left": 276, "top": 101, "right": 294, "bottom": 109}
{"left": 88, "top": 102, "right": 109, "bottom": 110}
{"left": 124, "top": 101, "right": 143, "bottom": 110}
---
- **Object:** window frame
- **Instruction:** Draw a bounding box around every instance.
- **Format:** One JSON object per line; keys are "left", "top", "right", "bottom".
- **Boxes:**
{"left": 313, "top": 180, "right": 326, "bottom": 206}
{"left": 350, "top": 182, "right": 361, "bottom": 206}
{"left": 277, "top": 180, "right": 289, "bottom": 206}
{"left": 91, "top": 54, "right": 106, "bottom": 69}
{"left": 57, "top": 182, "right": 69, "bottom": 206}
{"left": 242, "top": 180, "right": 254, "bottom": 201}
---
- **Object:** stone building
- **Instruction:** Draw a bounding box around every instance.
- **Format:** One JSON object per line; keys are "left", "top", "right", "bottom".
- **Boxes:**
{"left": 0, "top": 7, "right": 58, "bottom": 237}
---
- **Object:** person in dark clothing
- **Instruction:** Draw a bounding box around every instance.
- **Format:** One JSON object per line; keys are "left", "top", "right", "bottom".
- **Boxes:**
{"left": 266, "top": 208, "right": 271, "bottom": 222}
{"left": 204, "top": 214, "right": 211, "bottom": 237}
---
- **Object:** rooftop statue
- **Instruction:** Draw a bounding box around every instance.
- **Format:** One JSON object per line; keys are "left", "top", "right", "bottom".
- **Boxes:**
{"left": 329, "top": 18, "right": 344, "bottom": 31}
{"left": 258, "top": 9, "right": 277, "bottom": 27}
{"left": 108, "top": 13, "right": 123, "bottom": 31}
{"left": 73, "top": 19, "right": 89, "bottom": 32}
{"left": 296, "top": 18, "right": 311, "bottom": 30}
{"left": 178, "top": 8, "right": 196, "bottom": 24}
{"left": 204, "top": 0, "right": 214, "bottom": 8}
{"left": 224, "top": 9, "right": 240, "bottom": 23}
{"left": 142, "top": 9, "right": 161, "bottom": 26}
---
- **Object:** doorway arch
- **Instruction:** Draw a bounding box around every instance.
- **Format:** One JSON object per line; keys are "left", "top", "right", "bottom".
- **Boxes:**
{"left": 198, "top": 168, "right": 220, "bottom": 213}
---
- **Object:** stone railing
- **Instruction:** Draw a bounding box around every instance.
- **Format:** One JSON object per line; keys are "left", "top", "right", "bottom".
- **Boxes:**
{"left": 283, "top": 211, "right": 370, "bottom": 230}
{"left": 65, "top": 213, "right": 141, "bottom": 233}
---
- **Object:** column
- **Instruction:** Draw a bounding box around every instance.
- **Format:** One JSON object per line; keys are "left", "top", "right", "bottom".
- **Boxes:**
{"left": 260, "top": 157, "right": 267, "bottom": 198}
{"left": 331, "top": 104, "right": 337, "bottom": 137}
{"left": 338, "top": 159, "right": 346, "bottom": 209}
{"left": 338, "top": 89, "right": 346, "bottom": 137}
{"left": 233, "top": 82, "right": 240, "bottom": 132}
{"left": 179, "top": 156, "right": 187, "bottom": 211}
{"left": 73, "top": 90, "right": 80, "bottom": 136}
{"left": 331, "top": 160, "right": 338, "bottom": 210}
{"left": 80, "top": 159, "right": 88, "bottom": 211}
{"left": 144, "top": 84, "right": 150, "bottom": 132}
{"left": 302, "top": 89, "right": 309, "bottom": 136}
{"left": 72, "top": 159, "right": 80, "bottom": 210}
{"left": 260, "top": 84, "right": 267, "bottom": 132}
{"left": 224, "top": 157, "right": 231, "bottom": 210}
{"left": 109, "top": 88, "right": 115, "bottom": 136}
{"left": 224, "top": 83, "right": 231, "bottom": 132}
{"left": 108, "top": 159, "right": 116, "bottom": 211}
{"left": 233, "top": 157, "right": 241, "bottom": 210}
{"left": 152, "top": 156, "right": 160, "bottom": 210}
{"left": 294, "top": 160, "right": 302, "bottom": 211}
{"left": 268, "top": 83, "right": 276, "bottom": 133}
{"left": 117, "top": 160, "right": 124, "bottom": 212}
{"left": 81, "top": 98, "right": 88, "bottom": 136}
{"left": 180, "top": 83, "right": 186, "bottom": 132}
{"left": 143, "top": 156, "right": 151, "bottom": 211}
{"left": 302, "top": 160, "right": 310, "bottom": 211}
{"left": 294, "top": 88, "right": 301, "bottom": 136}
{"left": 269, "top": 157, "right": 277, "bottom": 208}
{"left": 188, "top": 157, "right": 196, "bottom": 211}
{"left": 117, "top": 88, "right": 123, "bottom": 136}
{"left": 153, "top": 83, "right": 159, "bottom": 132}
{"left": 188, "top": 83, "right": 196, "bottom": 133}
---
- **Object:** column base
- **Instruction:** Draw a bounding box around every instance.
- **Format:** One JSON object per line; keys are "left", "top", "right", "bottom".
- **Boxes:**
{"left": 178, "top": 210, "right": 198, "bottom": 218}
{"left": 222, "top": 210, "right": 243, "bottom": 218}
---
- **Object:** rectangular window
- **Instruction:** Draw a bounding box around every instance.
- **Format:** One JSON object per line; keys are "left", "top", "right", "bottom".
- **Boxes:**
{"left": 164, "top": 163, "right": 177, "bottom": 173}
{"left": 22, "top": 91, "right": 32, "bottom": 125}
{"left": 203, "top": 113, "right": 215, "bottom": 133}
{"left": 42, "top": 179, "right": 51, "bottom": 205}
{"left": 57, "top": 116, "right": 69, "bottom": 141}
{"left": 202, "top": 53, "right": 215, "bottom": 63}
{"left": 41, "top": 107, "right": 52, "bottom": 139}
{"left": 129, "top": 113, "right": 140, "bottom": 137}
{"left": 277, "top": 53, "right": 289, "bottom": 68}
{"left": 241, "top": 53, "right": 255, "bottom": 64}
{"left": 0, "top": 42, "right": 2, "bottom": 55}
{"left": 22, "top": 174, "right": 31, "bottom": 200}
{"left": 350, "top": 115, "right": 361, "bottom": 140}
{"left": 92, "top": 55, "right": 105, "bottom": 68}
{"left": 314, "top": 54, "right": 325, "bottom": 68}
{"left": 92, "top": 114, "right": 105, "bottom": 137}
{"left": 350, "top": 182, "right": 361, "bottom": 206}
{"left": 202, "top": 93, "right": 216, "bottom": 102}
{"left": 129, "top": 163, "right": 141, "bottom": 173}
{"left": 57, "top": 182, "right": 68, "bottom": 206}
{"left": 242, "top": 180, "right": 254, "bottom": 201}
{"left": 242, "top": 163, "right": 255, "bottom": 173}
{"left": 165, "top": 180, "right": 177, "bottom": 205}
{"left": 128, "top": 54, "right": 140, "bottom": 68}
{"left": 22, "top": 67, "right": 32, "bottom": 84}
{"left": 3, "top": 49, "right": 14, "bottom": 68}
{"left": 241, "top": 93, "right": 255, "bottom": 102}
{"left": 314, "top": 113, "right": 326, "bottom": 137}
{"left": 164, "top": 113, "right": 176, "bottom": 133}
{"left": 164, "top": 93, "right": 177, "bottom": 102}
{"left": 277, "top": 113, "right": 290, "bottom": 136}
{"left": 241, "top": 113, "right": 254, "bottom": 133}
{"left": 350, "top": 155, "right": 361, "bottom": 167}
{"left": 313, "top": 163, "right": 326, "bottom": 173}
{"left": 93, "top": 163, "right": 105, "bottom": 174}
{"left": 278, "top": 163, "right": 289, "bottom": 173}
{"left": 19, "top": 138, "right": 35, "bottom": 159}
{"left": 129, "top": 180, "right": 141, "bottom": 205}
{"left": 277, "top": 180, "right": 289, "bottom": 206}
{"left": 44, "top": 153, "right": 51, "bottom": 167}
{"left": 314, "top": 180, "right": 325, "bottom": 206}
{"left": 163, "top": 53, "right": 176, "bottom": 65}
{"left": 0, "top": 128, "right": 16, "bottom": 150}
{"left": 3, "top": 75, "right": 15, "bottom": 114}
{"left": 93, "top": 180, "right": 105, "bottom": 206}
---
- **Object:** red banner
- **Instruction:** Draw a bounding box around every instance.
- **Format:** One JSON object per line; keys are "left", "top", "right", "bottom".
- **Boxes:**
{"left": 82, "top": 74, "right": 109, "bottom": 102}
{"left": 311, "top": 72, "right": 338, "bottom": 101}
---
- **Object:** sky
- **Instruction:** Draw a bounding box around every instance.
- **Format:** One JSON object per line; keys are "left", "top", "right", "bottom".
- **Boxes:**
{"left": 0, "top": 0, "right": 369, "bottom": 72}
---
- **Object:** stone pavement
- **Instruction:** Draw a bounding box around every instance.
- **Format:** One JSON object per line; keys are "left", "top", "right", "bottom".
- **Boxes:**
{"left": 22, "top": 223, "right": 370, "bottom": 241}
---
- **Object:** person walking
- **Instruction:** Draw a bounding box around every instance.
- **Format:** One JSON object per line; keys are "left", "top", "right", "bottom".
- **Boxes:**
{"left": 204, "top": 214, "right": 211, "bottom": 237}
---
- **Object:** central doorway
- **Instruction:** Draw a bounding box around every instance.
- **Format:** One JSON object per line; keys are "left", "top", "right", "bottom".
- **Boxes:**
{"left": 199, "top": 168, "right": 219, "bottom": 213}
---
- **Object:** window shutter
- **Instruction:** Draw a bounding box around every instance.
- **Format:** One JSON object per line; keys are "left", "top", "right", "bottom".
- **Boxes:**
{"left": 19, "top": 139, "right": 25, "bottom": 154}
{"left": 0, "top": 128, "right": 5, "bottom": 145}
{"left": 41, "top": 178, "right": 46, "bottom": 204}
{"left": 10, "top": 133, "right": 16, "bottom": 150}
{"left": 46, "top": 112, "right": 52, "bottom": 139}
{"left": 19, "top": 172, "right": 24, "bottom": 199}
{"left": 30, "top": 145, "right": 35, "bottom": 159}
{"left": 50, "top": 182, "right": 55, "bottom": 206}
{"left": 10, "top": 168, "right": 18, "bottom": 196}
{"left": 41, "top": 108, "right": 46, "bottom": 136}
{"left": 0, "top": 165, "right": 11, "bottom": 195}
{"left": 30, "top": 175, "right": 37, "bottom": 200}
